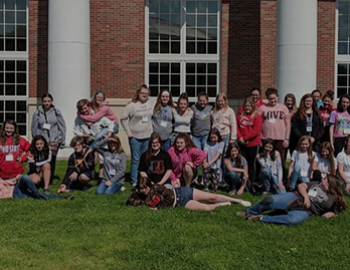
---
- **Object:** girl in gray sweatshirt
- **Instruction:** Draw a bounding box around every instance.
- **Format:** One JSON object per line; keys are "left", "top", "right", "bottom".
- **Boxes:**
{"left": 93, "top": 135, "right": 127, "bottom": 195}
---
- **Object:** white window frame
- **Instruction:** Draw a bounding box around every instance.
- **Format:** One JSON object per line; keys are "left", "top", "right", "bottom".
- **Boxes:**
{"left": 145, "top": 0, "right": 221, "bottom": 102}
{"left": 0, "top": 0, "right": 29, "bottom": 137}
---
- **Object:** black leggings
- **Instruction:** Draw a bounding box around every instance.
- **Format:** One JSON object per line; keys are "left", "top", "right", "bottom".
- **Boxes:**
{"left": 240, "top": 144, "right": 259, "bottom": 191}
{"left": 334, "top": 137, "right": 346, "bottom": 157}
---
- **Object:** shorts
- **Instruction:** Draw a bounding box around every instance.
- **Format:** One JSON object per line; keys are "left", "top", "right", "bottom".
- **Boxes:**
{"left": 81, "top": 171, "right": 93, "bottom": 180}
{"left": 175, "top": 187, "right": 194, "bottom": 207}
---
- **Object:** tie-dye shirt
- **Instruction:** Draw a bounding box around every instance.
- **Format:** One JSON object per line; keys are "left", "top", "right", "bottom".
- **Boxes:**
{"left": 329, "top": 110, "right": 350, "bottom": 138}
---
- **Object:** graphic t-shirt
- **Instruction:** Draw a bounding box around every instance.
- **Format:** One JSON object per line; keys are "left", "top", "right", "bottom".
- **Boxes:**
{"left": 305, "top": 182, "right": 334, "bottom": 216}
{"left": 139, "top": 149, "right": 173, "bottom": 184}
{"left": 329, "top": 110, "right": 350, "bottom": 138}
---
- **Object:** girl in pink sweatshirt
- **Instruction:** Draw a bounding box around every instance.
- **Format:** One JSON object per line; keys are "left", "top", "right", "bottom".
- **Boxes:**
{"left": 168, "top": 133, "right": 207, "bottom": 187}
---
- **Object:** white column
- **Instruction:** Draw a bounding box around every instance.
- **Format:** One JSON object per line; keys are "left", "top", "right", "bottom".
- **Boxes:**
{"left": 48, "top": 0, "right": 90, "bottom": 156}
{"left": 276, "top": 0, "right": 317, "bottom": 105}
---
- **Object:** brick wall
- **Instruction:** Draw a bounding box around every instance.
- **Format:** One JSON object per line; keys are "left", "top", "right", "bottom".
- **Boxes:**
{"left": 90, "top": 0, "right": 145, "bottom": 99}
{"left": 29, "top": 0, "right": 48, "bottom": 98}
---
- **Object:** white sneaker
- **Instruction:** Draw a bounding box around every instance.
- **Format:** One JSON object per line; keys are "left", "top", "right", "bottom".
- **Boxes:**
{"left": 240, "top": 201, "right": 251, "bottom": 207}
{"left": 121, "top": 186, "right": 126, "bottom": 192}
{"left": 219, "top": 202, "right": 232, "bottom": 207}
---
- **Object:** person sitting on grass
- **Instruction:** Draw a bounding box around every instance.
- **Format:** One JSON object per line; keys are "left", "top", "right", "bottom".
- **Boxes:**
{"left": 57, "top": 136, "right": 95, "bottom": 193}
{"left": 27, "top": 135, "right": 52, "bottom": 194}
{"left": 92, "top": 135, "right": 127, "bottom": 195}
{"left": 139, "top": 133, "right": 173, "bottom": 189}
{"left": 0, "top": 174, "right": 73, "bottom": 200}
{"left": 223, "top": 142, "right": 248, "bottom": 196}
{"left": 126, "top": 177, "right": 251, "bottom": 211}
{"left": 236, "top": 174, "right": 347, "bottom": 226}
{"left": 168, "top": 133, "right": 207, "bottom": 187}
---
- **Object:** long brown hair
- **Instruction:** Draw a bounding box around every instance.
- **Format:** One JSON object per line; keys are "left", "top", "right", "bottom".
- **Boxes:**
{"left": 284, "top": 93, "right": 297, "bottom": 114}
{"left": 294, "top": 93, "right": 321, "bottom": 121}
{"left": 326, "top": 174, "right": 347, "bottom": 213}
{"left": 240, "top": 96, "right": 257, "bottom": 118}
{"left": 108, "top": 135, "right": 124, "bottom": 153}
{"left": 0, "top": 120, "right": 20, "bottom": 145}
{"left": 91, "top": 89, "right": 106, "bottom": 109}
{"left": 173, "top": 133, "right": 196, "bottom": 149}
{"left": 131, "top": 84, "right": 150, "bottom": 103}
{"left": 154, "top": 89, "right": 174, "bottom": 114}
{"left": 319, "top": 141, "right": 336, "bottom": 175}
{"left": 295, "top": 135, "right": 314, "bottom": 164}
{"left": 224, "top": 142, "right": 242, "bottom": 168}
{"left": 145, "top": 133, "right": 164, "bottom": 167}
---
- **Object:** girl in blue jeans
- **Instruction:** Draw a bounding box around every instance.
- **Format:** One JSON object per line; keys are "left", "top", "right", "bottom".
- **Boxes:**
{"left": 223, "top": 143, "right": 248, "bottom": 196}
{"left": 257, "top": 139, "right": 286, "bottom": 194}
{"left": 288, "top": 135, "right": 316, "bottom": 190}
{"left": 238, "top": 174, "right": 347, "bottom": 226}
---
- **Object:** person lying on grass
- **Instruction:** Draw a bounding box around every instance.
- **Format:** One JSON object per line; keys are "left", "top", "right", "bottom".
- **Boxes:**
{"left": 27, "top": 135, "right": 52, "bottom": 194}
{"left": 57, "top": 136, "right": 95, "bottom": 193}
{"left": 93, "top": 135, "right": 127, "bottom": 195}
{"left": 236, "top": 174, "right": 347, "bottom": 226}
{"left": 126, "top": 177, "right": 251, "bottom": 211}
{"left": 0, "top": 175, "right": 73, "bottom": 200}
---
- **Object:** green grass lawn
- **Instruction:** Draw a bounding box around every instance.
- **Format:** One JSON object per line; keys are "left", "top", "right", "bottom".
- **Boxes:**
{"left": 1, "top": 161, "right": 350, "bottom": 270}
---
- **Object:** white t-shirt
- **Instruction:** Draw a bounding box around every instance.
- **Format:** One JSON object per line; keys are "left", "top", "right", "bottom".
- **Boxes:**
{"left": 291, "top": 150, "right": 316, "bottom": 178}
{"left": 314, "top": 153, "right": 337, "bottom": 174}
{"left": 337, "top": 152, "right": 350, "bottom": 180}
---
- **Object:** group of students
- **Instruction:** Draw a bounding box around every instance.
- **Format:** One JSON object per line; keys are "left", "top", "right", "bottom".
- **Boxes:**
{"left": 0, "top": 85, "right": 348, "bottom": 226}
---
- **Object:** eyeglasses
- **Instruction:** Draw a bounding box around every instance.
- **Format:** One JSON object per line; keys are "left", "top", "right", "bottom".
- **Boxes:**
{"left": 140, "top": 92, "right": 149, "bottom": 96}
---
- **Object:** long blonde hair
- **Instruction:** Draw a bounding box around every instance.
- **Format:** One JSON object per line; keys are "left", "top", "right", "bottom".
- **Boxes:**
{"left": 296, "top": 135, "right": 314, "bottom": 164}
{"left": 214, "top": 92, "right": 228, "bottom": 112}
{"left": 240, "top": 97, "right": 257, "bottom": 118}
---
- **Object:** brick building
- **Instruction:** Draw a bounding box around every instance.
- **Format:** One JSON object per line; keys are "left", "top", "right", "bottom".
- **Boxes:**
{"left": 1, "top": 0, "right": 345, "bottom": 155}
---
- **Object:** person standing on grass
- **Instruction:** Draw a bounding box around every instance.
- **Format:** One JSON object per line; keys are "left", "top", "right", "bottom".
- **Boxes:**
{"left": 319, "top": 93, "right": 334, "bottom": 143}
{"left": 139, "top": 133, "right": 173, "bottom": 188}
{"left": 92, "top": 135, "right": 127, "bottom": 195}
{"left": 258, "top": 88, "right": 291, "bottom": 177}
{"left": 31, "top": 93, "right": 66, "bottom": 183}
{"left": 27, "top": 135, "right": 52, "bottom": 194}
{"left": 57, "top": 136, "right": 95, "bottom": 193}
{"left": 237, "top": 174, "right": 347, "bottom": 226}
{"left": 237, "top": 87, "right": 266, "bottom": 115}
{"left": 202, "top": 128, "right": 225, "bottom": 192}
{"left": 211, "top": 92, "right": 237, "bottom": 148}
{"left": 290, "top": 94, "right": 324, "bottom": 154}
{"left": 126, "top": 176, "right": 251, "bottom": 211}
{"left": 78, "top": 90, "right": 120, "bottom": 134}
{"left": 329, "top": 94, "right": 350, "bottom": 156}
{"left": 256, "top": 139, "right": 285, "bottom": 195}
{"left": 191, "top": 92, "right": 213, "bottom": 150}
{"left": 223, "top": 142, "right": 248, "bottom": 196}
{"left": 237, "top": 97, "right": 262, "bottom": 191}
{"left": 336, "top": 135, "right": 350, "bottom": 195}
{"left": 288, "top": 136, "right": 316, "bottom": 191}
{"left": 152, "top": 89, "right": 175, "bottom": 151}
{"left": 168, "top": 133, "right": 207, "bottom": 187}
{"left": 0, "top": 119, "right": 30, "bottom": 180}
{"left": 120, "top": 84, "right": 155, "bottom": 187}
{"left": 171, "top": 92, "right": 193, "bottom": 142}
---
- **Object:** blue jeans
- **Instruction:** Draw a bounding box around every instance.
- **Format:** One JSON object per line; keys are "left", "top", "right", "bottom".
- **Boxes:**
{"left": 96, "top": 180, "right": 123, "bottom": 195}
{"left": 162, "top": 139, "right": 171, "bottom": 151}
{"left": 129, "top": 137, "right": 148, "bottom": 185}
{"left": 191, "top": 135, "right": 208, "bottom": 150}
{"left": 113, "top": 123, "right": 119, "bottom": 134}
{"left": 89, "top": 128, "right": 109, "bottom": 149}
{"left": 246, "top": 192, "right": 310, "bottom": 226}
{"left": 260, "top": 168, "right": 286, "bottom": 194}
{"left": 224, "top": 171, "right": 242, "bottom": 191}
{"left": 289, "top": 165, "right": 310, "bottom": 189}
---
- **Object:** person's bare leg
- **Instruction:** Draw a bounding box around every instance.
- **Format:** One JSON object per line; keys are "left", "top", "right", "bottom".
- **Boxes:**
{"left": 29, "top": 174, "right": 41, "bottom": 186}
{"left": 42, "top": 163, "right": 51, "bottom": 189}
{"left": 192, "top": 188, "right": 243, "bottom": 204}
{"left": 183, "top": 164, "right": 194, "bottom": 187}
{"left": 79, "top": 174, "right": 91, "bottom": 183}
{"left": 185, "top": 200, "right": 222, "bottom": 211}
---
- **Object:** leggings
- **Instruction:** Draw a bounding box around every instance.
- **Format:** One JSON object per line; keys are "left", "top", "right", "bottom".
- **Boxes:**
{"left": 240, "top": 144, "right": 259, "bottom": 191}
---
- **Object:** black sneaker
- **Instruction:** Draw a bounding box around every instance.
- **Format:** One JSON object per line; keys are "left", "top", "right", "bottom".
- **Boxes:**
{"left": 43, "top": 188, "right": 50, "bottom": 195}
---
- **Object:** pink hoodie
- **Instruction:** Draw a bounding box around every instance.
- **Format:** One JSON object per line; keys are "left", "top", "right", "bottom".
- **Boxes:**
{"left": 168, "top": 146, "right": 207, "bottom": 182}
{"left": 78, "top": 101, "right": 119, "bottom": 123}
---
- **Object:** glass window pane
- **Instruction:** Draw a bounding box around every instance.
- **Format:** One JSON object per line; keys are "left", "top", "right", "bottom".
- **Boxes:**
{"left": 197, "top": 63, "right": 206, "bottom": 73}
{"left": 17, "top": 60, "right": 26, "bottom": 71}
{"left": 338, "top": 87, "right": 347, "bottom": 97}
{"left": 171, "top": 74, "right": 180, "bottom": 85}
{"left": 5, "top": 60, "right": 14, "bottom": 70}
{"left": 16, "top": 11, "right": 26, "bottom": 24}
{"left": 160, "top": 41, "right": 170, "bottom": 53}
{"left": 171, "top": 26, "right": 180, "bottom": 40}
{"left": 5, "top": 72, "right": 14, "bottom": 83}
{"left": 160, "top": 13, "right": 170, "bottom": 27}
{"left": 208, "top": 1, "right": 218, "bottom": 13}
{"left": 171, "top": 86, "right": 180, "bottom": 96}
{"left": 338, "top": 76, "right": 347, "bottom": 86}
{"left": 171, "top": 14, "right": 181, "bottom": 26}
{"left": 160, "top": 63, "right": 169, "bottom": 73}
{"left": 0, "top": 73, "right": 3, "bottom": 83}
{"left": 171, "top": 63, "right": 180, "bottom": 73}
{"left": 0, "top": 113, "right": 3, "bottom": 123}
{"left": 208, "top": 75, "right": 216, "bottom": 85}
{"left": 208, "top": 28, "right": 217, "bottom": 40}
{"left": 5, "top": 24, "right": 14, "bottom": 37}
{"left": 208, "top": 87, "right": 217, "bottom": 97}
{"left": 171, "top": 41, "right": 180, "bottom": 53}
{"left": 5, "top": 112, "right": 15, "bottom": 120}
{"left": 17, "top": 73, "right": 26, "bottom": 83}
{"left": 5, "top": 11, "right": 15, "bottom": 23}
{"left": 5, "top": 0, "right": 14, "bottom": 9}
{"left": 186, "top": 87, "right": 195, "bottom": 97}
{"left": 149, "top": 74, "right": 158, "bottom": 84}
{"left": 339, "top": 15, "right": 348, "bottom": 28}
{"left": 187, "top": 15, "right": 195, "bottom": 27}
{"left": 0, "top": 100, "right": 3, "bottom": 110}
{"left": 338, "top": 42, "right": 348, "bottom": 55}
{"left": 338, "top": 64, "right": 348, "bottom": 74}
{"left": 0, "top": 0, "right": 3, "bottom": 10}
{"left": 208, "top": 15, "right": 217, "bottom": 27}
{"left": 150, "top": 86, "right": 158, "bottom": 97}
{"left": 149, "top": 0, "right": 159, "bottom": 13}
{"left": 17, "top": 39, "right": 26, "bottom": 51}
{"left": 17, "top": 113, "right": 26, "bottom": 123}
{"left": 186, "top": 75, "right": 195, "bottom": 85}
{"left": 16, "top": 0, "right": 27, "bottom": 11}
{"left": 339, "top": 3, "right": 349, "bottom": 15}
{"left": 160, "top": 1, "right": 170, "bottom": 13}
{"left": 5, "top": 100, "right": 15, "bottom": 110}
{"left": 16, "top": 85, "right": 26, "bottom": 95}
{"left": 149, "top": 27, "right": 159, "bottom": 39}
{"left": 0, "top": 12, "right": 3, "bottom": 23}
{"left": 197, "top": 15, "right": 206, "bottom": 27}
{"left": 186, "top": 1, "right": 196, "bottom": 13}
{"left": 197, "top": 75, "right": 206, "bottom": 85}
{"left": 0, "top": 26, "right": 4, "bottom": 37}
{"left": 17, "top": 100, "right": 26, "bottom": 111}
{"left": 197, "top": 41, "right": 206, "bottom": 53}
{"left": 5, "top": 84, "right": 14, "bottom": 95}
{"left": 197, "top": 28, "right": 207, "bottom": 40}
{"left": 186, "top": 42, "right": 195, "bottom": 53}
{"left": 0, "top": 85, "right": 3, "bottom": 95}
{"left": 149, "top": 41, "right": 159, "bottom": 53}
{"left": 197, "top": 1, "right": 207, "bottom": 13}
{"left": 186, "top": 27, "right": 196, "bottom": 40}
{"left": 208, "top": 42, "right": 217, "bottom": 54}
{"left": 186, "top": 63, "right": 195, "bottom": 73}
{"left": 149, "top": 62, "right": 158, "bottom": 73}
{"left": 0, "top": 38, "right": 3, "bottom": 51}
{"left": 170, "top": 1, "right": 181, "bottom": 13}
{"left": 5, "top": 38, "right": 15, "bottom": 50}
{"left": 18, "top": 125, "right": 25, "bottom": 135}
{"left": 160, "top": 74, "right": 169, "bottom": 84}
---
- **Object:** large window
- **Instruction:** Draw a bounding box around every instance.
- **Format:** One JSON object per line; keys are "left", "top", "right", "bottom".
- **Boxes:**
{"left": 0, "top": 0, "right": 27, "bottom": 135}
{"left": 146, "top": 0, "right": 220, "bottom": 101}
